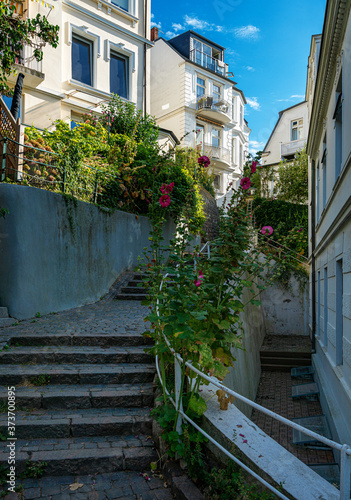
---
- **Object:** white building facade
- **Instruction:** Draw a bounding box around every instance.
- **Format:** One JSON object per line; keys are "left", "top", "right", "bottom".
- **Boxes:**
{"left": 5, "top": 0, "right": 152, "bottom": 129}
{"left": 307, "top": 0, "right": 351, "bottom": 451}
{"left": 150, "top": 29, "right": 249, "bottom": 200}
{"left": 261, "top": 101, "right": 308, "bottom": 197}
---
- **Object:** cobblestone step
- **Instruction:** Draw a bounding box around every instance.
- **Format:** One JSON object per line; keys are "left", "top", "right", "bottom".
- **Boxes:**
{"left": 0, "top": 435, "right": 157, "bottom": 476}
{"left": 0, "top": 363, "right": 155, "bottom": 385}
{"left": 115, "top": 293, "right": 148, "bottom": 301}
{"left": 0, "top": 408, "right": 152, "bottom": 439}
{"left": 0, "top": 383, "right": 154, "bottom": 410}
{"left": 260, "top": 356, "right": 310, "bottom": 368}
{"left": 121, "top": 287, "right": 147, "bottom": 294}
{"left": 9, "top": 332, "right": 153, "bottom": 347}
{"left": 0, "top": 345, "right": 153, "bottom": 365}
{"left": 0, "top": 318, "right": 15, "bottom": 328}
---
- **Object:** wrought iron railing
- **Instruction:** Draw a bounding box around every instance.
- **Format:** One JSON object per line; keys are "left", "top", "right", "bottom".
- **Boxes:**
{"left": 155, "top": 241, "right": 351, "bottom": 499}
{"left": 0, "top": 136, "right": 124, "bottom": 206}
{"left": 203, "top": 143, "right": 230, "bottom": 164}
{"left": 190, "top": 49, "right": 228, "bottom": 76}
{"left": 196, "top": 94, "right": 230, "bottom": 116}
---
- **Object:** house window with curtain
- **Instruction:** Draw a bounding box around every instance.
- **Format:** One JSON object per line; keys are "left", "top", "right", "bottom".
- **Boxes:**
{"left": 72, "top": 35, "right": 93, "bottom": 86}
{"left": 211, "top": 127, "right": 220, "bottom": 148}
{"left": 110, "top": 52, "right": 129, "bottom": 99}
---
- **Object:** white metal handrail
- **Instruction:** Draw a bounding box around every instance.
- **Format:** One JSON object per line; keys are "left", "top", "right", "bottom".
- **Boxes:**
{"left": 154, "top": 243, "right": 351, "bottom": 499}
{"left": 258, "top": 232, "right": 308, "bottom": 263}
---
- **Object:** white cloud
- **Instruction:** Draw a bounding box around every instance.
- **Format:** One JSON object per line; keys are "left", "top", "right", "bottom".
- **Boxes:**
{"left": 184, "top": 15, "right": 211, "bottom": 30}
{"left": 172, "top": 23, "right": 184, "bottom": 32}
{"left": 249, "top": 140, "right": 266, "bottom": 155}
{"left": 290, "top": 94, "right": 305, "bottom": 99}
{"left": 233, "top": 25, "right": 260, "bottom": 40}
{"left": 151, "top": 13, "right": 154, "bottom": 19}
{"left": 165, "top": 31, "right": 176, "bottom": 39}
{"left": 245, "top": 66, "right": 255, "bottom": 71}
{"left": 246, "top": 97, "right": 261, "bottom": 111}
{"left": 151, "top": 20, "right": 162, "bottom": 29}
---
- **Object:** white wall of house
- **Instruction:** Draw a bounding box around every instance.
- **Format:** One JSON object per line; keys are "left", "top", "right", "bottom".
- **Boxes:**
{"left": 307, "top": 1, "right": 351, "bottom": 450}
{"left": 262, "top": 101, "right": 308, "bottom": 168}
{"left": 150, "top": 36, "right": 249, "bottom": 200}
{"left": 7, "top": 0, "right": 152, "bottom": 129}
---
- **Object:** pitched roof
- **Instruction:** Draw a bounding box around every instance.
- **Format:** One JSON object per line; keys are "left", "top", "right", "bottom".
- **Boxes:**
{"left": 263, "top": 101, "right": 307, "bottom": 153}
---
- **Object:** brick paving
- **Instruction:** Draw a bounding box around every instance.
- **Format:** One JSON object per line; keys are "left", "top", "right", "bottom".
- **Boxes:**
{"left": 251, "top": 370, "right": 335, "bottom": 465}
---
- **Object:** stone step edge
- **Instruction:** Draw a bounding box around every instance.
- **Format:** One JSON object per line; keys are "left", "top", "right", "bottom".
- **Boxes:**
{"left": 0, "top": 446, "right": 158, "bottom": 476}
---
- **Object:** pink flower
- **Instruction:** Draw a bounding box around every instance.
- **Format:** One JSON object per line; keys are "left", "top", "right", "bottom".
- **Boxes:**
{"left": 168, "top": 182, "right": 174, "bottom": 192}
{"left": 194, "top": 270, "right": 204, "bottom": 287}
{"left": 159, "top": 195, "right": 171, "bottom": 208}
{"left": 251, "top": 161, "right": 257, "bottom": 173}
{"left": 240, "top": 177, "right": 251, "bottom": 190}
{"left": 198, "top": 155, "right": 211, "bottom": 167}
{"left": 152, "top": 166, "right": 157, "bottom": 173}
{"left": 261, "top": 226, "right": 273, "bottom": 236}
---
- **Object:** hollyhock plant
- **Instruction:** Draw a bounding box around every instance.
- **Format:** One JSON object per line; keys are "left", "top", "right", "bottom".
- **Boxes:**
{"left": 160, "top": 182, "right": 175, "bottom": 195}
{"left": 198, "top": 155, "right": 211, "bottom": 167}
{"left": 159, "top": 195, "right": 171, "bottom": 208}
{"left": 251, "top": 161, "right": 258, "bottom": 173}
{"left": 261, "top": 226, "right": 274, "bottom": 236}
{"left": 194, "top": 270, "right": 204, "bottom": 287}
{"left": 240, "top": 177, "right": 251, "bottom": 190}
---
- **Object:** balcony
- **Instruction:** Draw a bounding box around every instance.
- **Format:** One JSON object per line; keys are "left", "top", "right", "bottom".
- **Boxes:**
{"left": 8, "top": 45, "right": 44, "bottom": 87}
{"left": 281, "top": 138, "right": 305, "bottom": 159}
{"left": 203, "top": 143, "right": 231, "bottom": 169}
{"left": 196, "top": 95, "right": 231, "bottom": 124}
{"left": 190, "top": 49, "right": 228, "bottom": 77}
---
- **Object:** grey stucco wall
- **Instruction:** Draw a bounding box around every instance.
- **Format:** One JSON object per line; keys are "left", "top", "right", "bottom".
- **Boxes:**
{"left": 0, "top": 184, "right": 175, "bottom": 319}
{"left": 260, "top": 274, "right": 309, "bottom": 336}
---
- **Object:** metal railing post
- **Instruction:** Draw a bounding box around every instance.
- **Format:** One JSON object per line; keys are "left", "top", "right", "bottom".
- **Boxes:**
{"left": 62, "top": 164, "right": 66, "bottom": 194}
{"left": 1, "top": 139, "right": 7, "bottom": 182}
{"left": 174, "top": 357, "right": 183, "bottom": 435}
{"left": 93, "top": 174, "right": 98, "bottom": 204}
{"left": 340, "top": 444, "right": 351, "bottom": 499}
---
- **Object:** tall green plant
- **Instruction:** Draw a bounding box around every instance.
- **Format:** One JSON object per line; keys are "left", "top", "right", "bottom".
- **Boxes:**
{"left": 275, "top": 146, "right": 308, "bottom": 204}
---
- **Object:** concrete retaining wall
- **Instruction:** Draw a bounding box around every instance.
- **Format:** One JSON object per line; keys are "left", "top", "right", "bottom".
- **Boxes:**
{"left": 0, "top": 184, "right": 175, "bottom": 319}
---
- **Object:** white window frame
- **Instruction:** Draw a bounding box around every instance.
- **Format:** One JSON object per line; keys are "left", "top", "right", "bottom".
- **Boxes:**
{"left": 213, "top": 173, "right": 222, "bottom": 192}
{"left": 105, "top": 40, "right": 135, "bottom": 101}
{"left": 291, "top": 118, "right": 303, "bottom": 141}
{"left": 232, "top": 96, "right": 236, "bottom": 122}
{"left": 240, "top": 104, "right": 243, "bottom": 127}
{"left": 68, "top": 24, "right": 101, "bottom": 88}
{"left": 232, "top": 137, "right": 236, "bottom": 165}
{"left": 196, "top": 76, "right": 206, "bottom": 99}
{"left": 211, "top": 126, "right": 221, "bottom": 148}
{"left": 212, "top": 83, "right": 221, "bottom": 101}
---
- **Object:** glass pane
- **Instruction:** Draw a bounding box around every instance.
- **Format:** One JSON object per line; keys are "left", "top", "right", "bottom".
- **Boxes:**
{"left": 196, "top": 125, "right": 204, "bottom": 147}
{"left": 193, "top": 39, "right": 201, "bottom": 50}
{"left": 111, "top": 0, "right": 129, "bottom": 11}
{"left": 197, "top": 86, "right": 205, "bottom": 98}
{"left": 197, "top": 77, "right": 205, "bottom": 86}
{"left": 203, "top": 43, "right": 211, "bottom": 55}
{"left": 195, "top": 49, "right": 202, "bottom": 65}
{"left": 110, "top": 53, "right": 128, "bottom": 99}
{"left": 72, "top": 37, "right": 92, "bottom": 86}
{"left": 292, "top": 128, "right": 297, "bottom": 141}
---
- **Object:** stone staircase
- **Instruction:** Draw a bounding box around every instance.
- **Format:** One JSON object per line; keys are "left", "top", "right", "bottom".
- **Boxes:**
{"left": 0, "top": 307, "right": 15, "bottom": 328}
{"left": 115, "top": 274, "right": 148, "bottom": 301}
{"left": 260, "top": 334, "right": 312, "bottom": 371}
{"left": 0, "top": 315, "right": 158, "bottom": 477}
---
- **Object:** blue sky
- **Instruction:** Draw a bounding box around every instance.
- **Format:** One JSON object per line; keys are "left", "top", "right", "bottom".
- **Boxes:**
{"left": 151, "top": 0, "right": 326, "bottom": 155}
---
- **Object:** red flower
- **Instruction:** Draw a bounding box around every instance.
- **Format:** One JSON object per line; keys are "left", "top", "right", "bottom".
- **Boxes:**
{"left": 159, "top": 195, "right": 171, "bottom": 207}
{"left": 198, "top": 155, "right": 211, "bottom": 167}
{"left": 240, "top": 177, "right": 251, "bottom": 190}
{"left": 160, "top": 182, "right": 175, "bottom": 194}
{"left": 251, "top": 161, "right": 258, "bottom": 173}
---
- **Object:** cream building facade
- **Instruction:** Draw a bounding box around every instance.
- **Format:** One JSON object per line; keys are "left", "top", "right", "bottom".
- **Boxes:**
{"left": 261, "top": 101, "right": 308, "bottom": 197}
{"left": 150, "top": 29, "right": 249, "bottom": 200}
{"left": 307, "top": 0, "right": 351, "bottom": 451}
{"left": 5, "top": 0, "right": 152, "bottom": 128}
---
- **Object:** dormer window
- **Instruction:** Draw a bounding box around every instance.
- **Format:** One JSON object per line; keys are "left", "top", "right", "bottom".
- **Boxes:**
{"left": 190, "top": 37, "right": 226, "bottom": 75}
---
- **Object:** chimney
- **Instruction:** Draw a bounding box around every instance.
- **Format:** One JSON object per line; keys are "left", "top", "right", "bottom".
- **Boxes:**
{"left": 151, "top": 26, "right": 159, "bottom": 41}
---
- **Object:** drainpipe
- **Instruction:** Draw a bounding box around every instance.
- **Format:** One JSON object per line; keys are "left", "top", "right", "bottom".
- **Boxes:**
{"left": 311, "top": 158, "right": 316, "bottom": 352}
{"left": 143, "top": 0, "right": 147, "bottom": 116}
{"left": 10, "top": 73, "right": 25, "bottom": 120}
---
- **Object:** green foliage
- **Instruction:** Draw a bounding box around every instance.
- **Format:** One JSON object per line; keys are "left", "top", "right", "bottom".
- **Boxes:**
{"left": 0, "top": 1, "right": 59, "bottom": 95}
{"left": 176, "top": 147, "right": 215, "bottom": 197}
{"left": 275, "top": 146, "right": 308, "bottom": 204}
{"left": 253, "top": 197, "right": 308, "bottom": 243}
{"left": 0, "top": 208, "right": 9, "bottom": 218}
{"left": 29, "top": 375, "right": 50, "bottom": 386}
{"left": 100, "top": 95, "right": 159, "bottom": 143}
{"left": 243, "top": 151, "right": 263, "bottom": 194}
{"left": 21, "top": 460, "right": 47, "bottom": 479}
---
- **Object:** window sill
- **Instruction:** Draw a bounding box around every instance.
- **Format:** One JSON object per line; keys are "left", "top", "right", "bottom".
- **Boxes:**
{"left": 95, "top": 0, "right": 139, "bottom": 26}
{"left": 67, "top": 80, "right": 134, "bottom": 104}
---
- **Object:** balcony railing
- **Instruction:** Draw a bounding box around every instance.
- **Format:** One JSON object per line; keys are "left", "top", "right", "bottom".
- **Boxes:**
{"left": 12, "top": 44, "right": 43, "bottom": 73}
{"left": 281, "top": 138, "right": 305, "bottom": 158}
{"left": 190, "top": 49, "right": 228, "bottom": 76}
{"left": 196, "top": 94, "right": 231, "bottom": 116}
{"left": 203, "top": 143, "right": 230, "bottom": 164}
